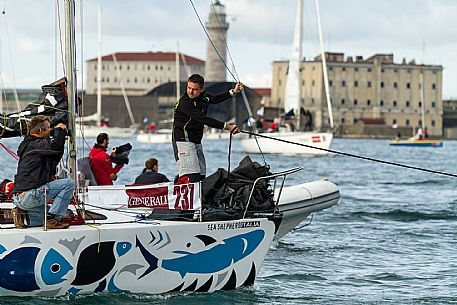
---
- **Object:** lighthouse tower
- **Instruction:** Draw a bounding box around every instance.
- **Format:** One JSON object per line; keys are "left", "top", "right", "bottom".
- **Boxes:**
{"left": 204, "top": 0, "right": 228, "bottom": 82}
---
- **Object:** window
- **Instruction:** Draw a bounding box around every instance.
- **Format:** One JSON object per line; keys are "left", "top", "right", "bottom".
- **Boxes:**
{"left": 394, "top": 69, "right": 398, "bottom": 73}
{"left": 432, "top": 101, "right": 436, "bottom": 108}
{"left": 406, "top": 82, "right": 411, "bottom": 89}
{"left": 279, "top": 80, "right": 282, "bottom": 86}
{"left": 432, "top": 83, "right": 436, "bottom": 90}
{"left": 354, "top": 99, "right": 358, "bottom": 105}
{"left": 329, "top": 67, "right": 333, "bottom": 71}
{"left": 419, "top": 120, "right": 422, "bottom": 126}
{"left": 431, "top": 120, "right": 436, "bottom": 126}
{"left": 381, "top": 68, "right": 385, "bottom": 73}
{"left": 312, "top": 80, "right": 315, "bottom": 86}
{"left": 381, "top": 81, "right": 384, "bottom": 88}
{"left": 341, "top": 117, "right": 345, "bottom": 123}
{"left": 302, "top": 80, "right": 305, "bottom": 86}
{"left": 368, "top": 68, "right": 372, "bottom": 72}
{"left": 355, "top": 68, "right": 359, "bottom": 72}
{"left": 311, "top": 98, "right": 315, "bottom": 104}
{"left": 341, "top": 98, "right": 345, "bottom": 105}
{"left": 354, "top": 81, "right": 358, "bottom": 87}
{"left": 406, "top": 101, "right": 410, "bottom": 107}
{"left": 329, "top": 80, "right": 333, "bottom": 87}
{"left": 367, "top": 81, "right": 372, "bottom": 87}
{"left": 367, "top": 99, "right": 371, "bottom": 106}
{"left": 342, "top": 80, "right": 346, "bottom": 87}
{"left": 393, "top": 82, "right": 398, "bottom": 88}
{"left": 342, "top": 67, "right": 346, "bottom": 71}
{"left": 393, "top": 100, "right": 397, "bottom": 107}
{"left": 380, "top": 100, "right": 384, "bottom": 106}
{"left": 134, "top": 77, "right": 138, "bottom": 83}
{"left": 127, "top": 65, "right": 130, "bottom": 70}
{"left": 406, "top": 119, "right": 410, "bottom": 126}
{"left": 393, "top": 119, "right": 397, "bottom": 124}
{"left": 418, "top": 101, "right": 422, "bottom": 108}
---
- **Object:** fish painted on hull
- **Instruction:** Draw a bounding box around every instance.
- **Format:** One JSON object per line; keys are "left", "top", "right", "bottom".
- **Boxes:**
{"left": 0, "top": 246, "right": 73, "bottom": 292}
{"left": 71, "top": 241, "right": 132, "bottom": 286}
{"left": 137, "top": 230, "right": 265, "bottom": 279}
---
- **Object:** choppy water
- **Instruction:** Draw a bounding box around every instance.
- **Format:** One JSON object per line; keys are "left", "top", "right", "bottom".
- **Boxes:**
{"left": 1, "top": 137, "right": 456, "bottom": 304}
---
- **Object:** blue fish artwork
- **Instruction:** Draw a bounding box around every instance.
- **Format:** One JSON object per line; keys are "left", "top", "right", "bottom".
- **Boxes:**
{"left": 136, "top": 230, "right": 265, "bottom": 279}
{"left": 41, "top": 248, "right": 73, "bottom": 285}
{"left": 0, "top": 247, "right": 40, "bottom": 292}
{"left": 163, "top": 230, "right": 265, "bottom": 277}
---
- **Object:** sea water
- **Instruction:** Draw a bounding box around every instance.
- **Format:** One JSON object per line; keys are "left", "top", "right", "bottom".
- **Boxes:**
{"left": 0, "top": 137, "right": 456, "bottom": 304}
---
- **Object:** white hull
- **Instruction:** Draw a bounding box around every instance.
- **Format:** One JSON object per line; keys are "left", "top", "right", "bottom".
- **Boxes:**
{"left": 136, "top": 130, "right": 236, "bottom": 144}
{"left": 0, "top": 207, "right": 277, "bottom": 296}
{"left": 77, "top": 124, "right": 135, "bottom": 139}
{"left": 240, "top": 132, "right": 333, "bottom": 155}
{"left": 275, "top": 180, "right": 340, "bottom": 239}
{"left": 136, "top": 131, "right": 173, "bottom": 144}
{"left": 84, "top": 179, "right": 340, "bottom": 240}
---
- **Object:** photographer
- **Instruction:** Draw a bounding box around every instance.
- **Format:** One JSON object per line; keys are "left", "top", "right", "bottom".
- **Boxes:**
{"left": 89, "top": 133, "right": 124, "bottom": 186}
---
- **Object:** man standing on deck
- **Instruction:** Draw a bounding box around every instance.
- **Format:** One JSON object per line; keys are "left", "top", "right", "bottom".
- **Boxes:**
{"left": 172, "top": 74, "right": 243, "bottom": 182}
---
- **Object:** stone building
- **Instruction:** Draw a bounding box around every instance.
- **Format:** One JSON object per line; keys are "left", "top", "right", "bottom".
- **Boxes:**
{"left": 85, "top": 52, "right": 205, "bottom": 96}
{"left": 271, "top": 52, "right": 443, "bottom": 137}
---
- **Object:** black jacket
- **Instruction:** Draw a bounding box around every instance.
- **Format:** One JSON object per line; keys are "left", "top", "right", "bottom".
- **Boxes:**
{"left": 134, "top": 171, "right": 170, "bottom": 184}
{"left": 172, "top": 90, "right": 232, "bottom": 144}
{"left": 13, "top": 128, "right": 66, "bottom": 192}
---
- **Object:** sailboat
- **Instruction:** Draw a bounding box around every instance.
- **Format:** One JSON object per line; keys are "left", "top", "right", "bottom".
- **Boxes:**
{"left": 0, "top": 0, "right": 340, "bottom": 296}
{"left": 240, "top": 0, "right": 333, "bottom": 155}
{"left": 389, "top": 65, "right": 443, "bottom": 147}
{"left": 77, "top": 6, "right": 136, "bottom": 139}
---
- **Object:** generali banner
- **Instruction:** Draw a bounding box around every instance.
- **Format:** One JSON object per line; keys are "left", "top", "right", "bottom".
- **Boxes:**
{"left": 87, "top": 182, "right": 201, "bottom": 210}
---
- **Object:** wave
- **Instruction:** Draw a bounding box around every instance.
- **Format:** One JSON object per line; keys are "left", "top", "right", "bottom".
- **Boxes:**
{"left": 350, "top": 209, "right": 457, "bottom": 222}
{"left": 262, "top": 273, "right": 327, "bottom": 281}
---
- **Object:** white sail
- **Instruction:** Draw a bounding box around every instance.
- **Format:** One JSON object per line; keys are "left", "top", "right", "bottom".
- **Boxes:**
{"left": 283, "top": 0, "right": 303, "bottom": 119}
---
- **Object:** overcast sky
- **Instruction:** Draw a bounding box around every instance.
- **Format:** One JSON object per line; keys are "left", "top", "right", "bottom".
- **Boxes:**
{"left": 0, "top": 0, "right": 456, "bottom": 98}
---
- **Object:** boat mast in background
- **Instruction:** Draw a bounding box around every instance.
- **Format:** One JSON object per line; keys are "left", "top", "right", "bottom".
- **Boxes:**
{"left": 175, "top": 42, "right": 180, "bottom": 100}
{"left": 283, "top": 0, "right": 303, "bottom": 129}
{"left": 96, "top": 5, "right": 102, "bottom": 126}
{"left": 315, "top": 0, "right": 334, "bottom": 130}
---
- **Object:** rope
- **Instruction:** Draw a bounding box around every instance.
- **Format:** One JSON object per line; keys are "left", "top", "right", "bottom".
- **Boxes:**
{"left": 188, "top": 0, "right": 237, "bottom": 81}
{"left": 240, "top": 130, "right": 457, "bottom": 179}
{"left": 0, "top": 142, "right": 19, "bottom": 160}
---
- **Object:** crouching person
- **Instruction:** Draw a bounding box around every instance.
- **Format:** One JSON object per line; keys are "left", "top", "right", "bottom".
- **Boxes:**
{"left": 12, "top": 115, "right": 74, "bottom": 229}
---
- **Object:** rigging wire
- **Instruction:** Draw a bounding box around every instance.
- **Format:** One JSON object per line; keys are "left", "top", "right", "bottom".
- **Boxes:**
{"left": 189, "top": 0, "right": 266, "bottom": 162}
{"left": 188, "top": 0, "right": 237, "bottom": 82}
{"left": 240, "top": 130, "right": 457, "bottom": 179}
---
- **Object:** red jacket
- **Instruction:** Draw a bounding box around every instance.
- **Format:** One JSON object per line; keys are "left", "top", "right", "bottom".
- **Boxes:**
{"left": 89, "top": 145, "right": 123, "bottom": 185}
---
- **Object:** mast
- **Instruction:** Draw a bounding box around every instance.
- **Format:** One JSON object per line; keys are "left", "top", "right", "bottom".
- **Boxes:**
{"left": 64, "top": 0, "right": 77, "bottom": 179}
{"left": 96, "top": 5, "right": 102, "bottom": 126}
{"left": 176, "top": 42, "right": 180, "bottom": 101}
{"left": 111, "top": 53, "right": 136, "bottom": 127}
{"left": 420, "top": 65, "right": 425, "bottom": 130}
{"left": 315, "top": 0, "right": 334, "bottom": 129}
{"left": 283, "top": 0, "right": 303, "bottom": 128}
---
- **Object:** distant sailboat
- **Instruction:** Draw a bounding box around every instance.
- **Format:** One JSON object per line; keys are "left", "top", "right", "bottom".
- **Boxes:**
{"left": 389, "top": 65, "right": 443, "bottom": 147}
{"left": 240, "top": 0, "right": 333, "bottom": 155}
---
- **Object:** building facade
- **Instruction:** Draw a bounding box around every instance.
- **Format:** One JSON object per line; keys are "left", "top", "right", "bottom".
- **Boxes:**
{"left": 86, "top": 52, "right": 205, "bottom": 96}
{"left": 271, "top": 53, "right": 443, "bottom": 136}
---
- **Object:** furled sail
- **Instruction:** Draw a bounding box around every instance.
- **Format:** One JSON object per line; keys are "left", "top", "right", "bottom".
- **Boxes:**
{"left": 0, "top": 78, "right": 69, "bottom": 138}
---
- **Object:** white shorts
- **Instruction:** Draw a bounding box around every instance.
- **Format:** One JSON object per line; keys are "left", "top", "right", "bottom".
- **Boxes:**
{"left": 175, "top": 142, "right": 206, "bottom": 177}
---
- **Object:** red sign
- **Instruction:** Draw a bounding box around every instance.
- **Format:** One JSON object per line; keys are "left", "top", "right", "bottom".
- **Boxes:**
{"left": 126, "top": 186, "right": 169, "bottom": 208}
{"left": 312, "top": 135, "right": 321, "bottom": 143}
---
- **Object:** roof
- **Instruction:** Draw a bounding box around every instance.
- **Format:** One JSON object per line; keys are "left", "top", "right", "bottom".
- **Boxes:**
{"left": 252, "top": 88, "right": 271, "bottom": 97}
{"left": 87, "top": 52, "right": 204, "bottom": 63}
